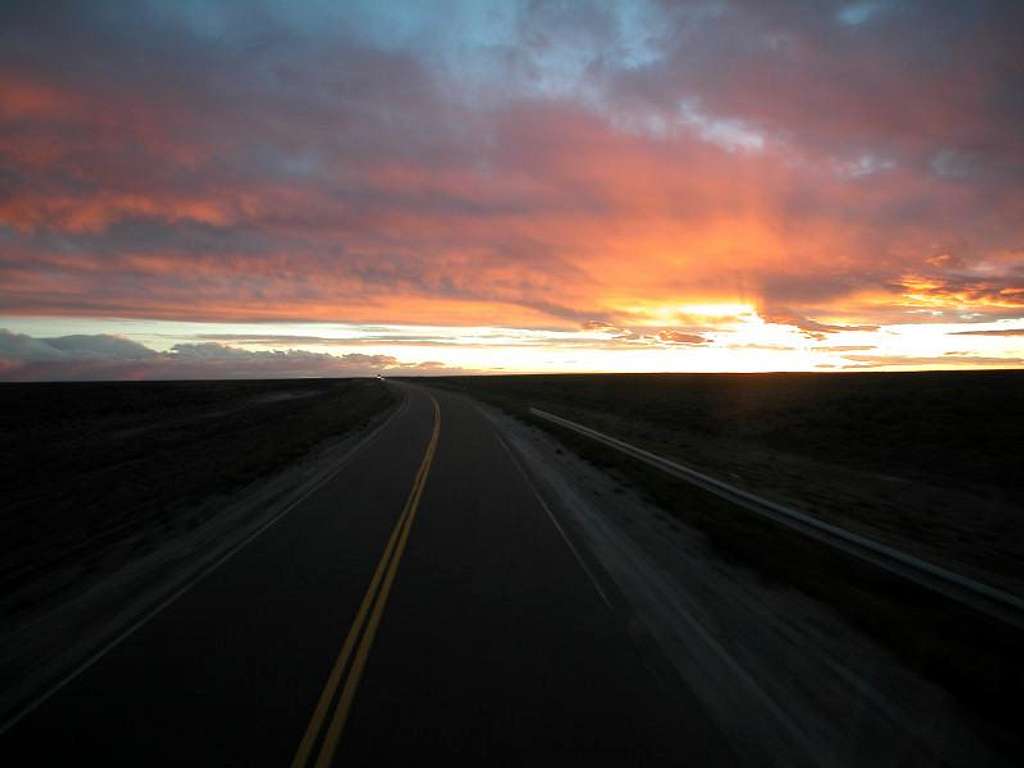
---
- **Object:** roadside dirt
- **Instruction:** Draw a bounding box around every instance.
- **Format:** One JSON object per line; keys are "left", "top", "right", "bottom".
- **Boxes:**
{"left": 430, "top": 371, "right": 1024, "bottom": 599}
{"left": 0, "top": 396, "right": 402, "bottom": 730}
{"left": 481, "top": 401, "right": 1017, "bottom": 767}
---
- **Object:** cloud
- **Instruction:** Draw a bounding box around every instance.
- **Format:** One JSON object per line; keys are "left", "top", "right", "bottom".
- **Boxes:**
{"left": 0, "top": 330, "right": 460, "bottom": 381}
{"left": 576, "top": 321, "right": 709, "bottom": 347}
{"left": 581, "top": 320, "right": 619, "bottom": 332}
{"left": 840, "top": 354, "right": 1024, "bottom": 369}
{"left": 759, "top": 307, "right": 878, "bottom": 339}
{"left": 949, "top": 328, "right": 1024, "bottom": 336}
{"left": 45, "top": 334, "right": 158, "bottom": 360}
{"left": 193, "top": 333, "right": 458, "bottom": 347}
{"left": 894, "top": 273, "right": 1024, "bottom": 314}
{"left": 0, "top": 329, "right": 155, "bottom": 362}
{"left": 812, "top": 345, "right": 875, "bottom": 352}
{"left": 657, "top": 330, "right": 708, "bottom": 345}
{"left": 0, "top": 0, "right": 1021, "bottom": 339}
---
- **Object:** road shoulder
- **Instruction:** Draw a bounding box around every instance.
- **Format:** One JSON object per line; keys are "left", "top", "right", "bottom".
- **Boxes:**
{"left": 477, "top": 399, "right": 1015, "bottom": 767}
{"left": 0, "top": 393, "right": 405, "bottom": 733}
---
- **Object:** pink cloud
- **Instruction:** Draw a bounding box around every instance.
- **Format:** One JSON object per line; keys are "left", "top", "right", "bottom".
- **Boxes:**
{"left": 0, "top": 1, "right": 1021, "bottom": 345}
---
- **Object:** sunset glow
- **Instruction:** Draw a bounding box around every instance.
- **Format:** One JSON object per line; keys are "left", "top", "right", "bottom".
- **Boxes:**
{"left": 1, "top": 1, "right": 1022, "bottom": 379}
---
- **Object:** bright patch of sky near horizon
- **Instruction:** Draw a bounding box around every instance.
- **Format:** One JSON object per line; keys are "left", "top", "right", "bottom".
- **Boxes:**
{"left": 3, "top": 315, "right": 1022, "bottom": 376}
{"left": 0, "top": 1, "right": 1022, "bottom": 378}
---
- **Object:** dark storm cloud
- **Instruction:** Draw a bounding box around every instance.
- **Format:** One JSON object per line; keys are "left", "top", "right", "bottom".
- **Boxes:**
{"left": 0, "top": 329, "right": 462, "bottom": 380}
{"left": 0, "top": 328, "right": 155, "bottom": 362}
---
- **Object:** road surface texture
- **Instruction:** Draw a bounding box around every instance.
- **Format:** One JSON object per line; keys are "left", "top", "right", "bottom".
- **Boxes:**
{"left": 1, "top": 384, "right": 736, "bottom": 765}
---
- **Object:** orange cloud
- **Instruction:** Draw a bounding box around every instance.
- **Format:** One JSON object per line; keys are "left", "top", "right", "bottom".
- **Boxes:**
{"left": 0, "top": 0, "right": 1021, "bottom": 371}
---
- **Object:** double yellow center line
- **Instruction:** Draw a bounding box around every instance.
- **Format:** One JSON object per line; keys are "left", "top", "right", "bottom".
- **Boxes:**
{"left": 291, "top": 394, "right": 441, "bottom": 768}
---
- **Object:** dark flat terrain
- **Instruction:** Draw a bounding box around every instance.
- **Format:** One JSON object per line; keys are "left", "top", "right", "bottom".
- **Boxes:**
{"left": 425, "top": 371, "right": 1024, "bottom": 732}
{"left": 1, "top": 384, "right": 734, "bottom": 764}
{"left": 0, "top": 378, "right": 396, "bottom": 616}
{"left": 429, "top": 371, "right": 1024, "bottom": 591}
{"left": 1, "top": 375, "right": 1020, "bottom": 763}
{"left": 432, "top": 371, "right": 1024, "bottom": 492}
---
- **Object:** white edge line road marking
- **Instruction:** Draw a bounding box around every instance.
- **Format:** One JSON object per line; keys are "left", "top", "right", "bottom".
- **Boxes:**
{"left": 529, "top": 406, "right": 1024, "bottom": 629}
{"left": 490, "top": 426, "right": 613, "bottom": 611}
{"left": 0, "top": 388, "right": 410, "bottom": 737}
{"left": 481, "top": 399, "right": 819, "bottom": 762}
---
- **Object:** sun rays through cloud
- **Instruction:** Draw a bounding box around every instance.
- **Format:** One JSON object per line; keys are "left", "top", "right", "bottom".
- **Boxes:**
{"left": 1, "top": 1, "right": 1022, "bottom": 378}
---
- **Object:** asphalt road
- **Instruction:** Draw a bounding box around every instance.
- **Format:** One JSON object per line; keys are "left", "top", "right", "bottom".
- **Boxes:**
{"left": 2, "top": 384, "right": 734, "bottom": 764}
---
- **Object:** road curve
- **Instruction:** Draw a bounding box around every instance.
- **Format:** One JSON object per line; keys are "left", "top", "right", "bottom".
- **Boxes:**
{"left": 2, "top": 384, "right": 733, "bottom": 764}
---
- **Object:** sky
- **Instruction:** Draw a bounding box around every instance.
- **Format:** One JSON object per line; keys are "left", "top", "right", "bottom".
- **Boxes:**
{"left": 1, "top": 0, "right": 1022, "bottom": 380}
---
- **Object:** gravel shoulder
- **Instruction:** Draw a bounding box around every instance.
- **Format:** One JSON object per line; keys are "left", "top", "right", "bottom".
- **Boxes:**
{"left": 478, "top": 398, "right": 1018, "bottom": 767}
